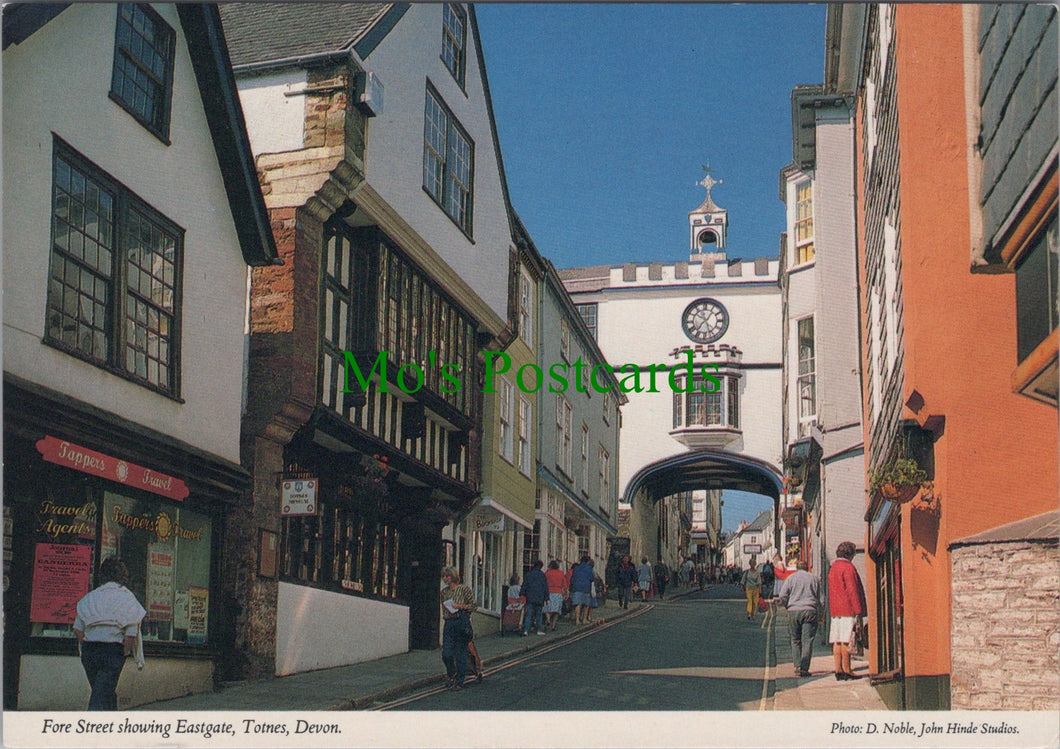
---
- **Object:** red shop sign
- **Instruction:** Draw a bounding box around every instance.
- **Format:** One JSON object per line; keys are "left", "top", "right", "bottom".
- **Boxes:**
{"left": 36, "top": 436, "right": 189, "bottom": 502}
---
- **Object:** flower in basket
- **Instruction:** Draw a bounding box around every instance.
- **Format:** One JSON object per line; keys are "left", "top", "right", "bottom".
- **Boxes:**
{"left": 363, "top": 453, "right": 390, "bottom": 481}
{"left": 869, "top": 458, "right": 927, "bottom": 503}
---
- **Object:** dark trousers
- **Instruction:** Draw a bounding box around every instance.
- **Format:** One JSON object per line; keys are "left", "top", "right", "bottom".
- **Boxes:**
{"left": 655, "top": 579, "right": 667, "bottom": 598}
{"left": 618, "top": 584, "right": 632, "bottom": 608}
{"left": 441, "top": 618, "right": 470, "bottom": 686}
{"left": 788, "top": 609, "right": 818, "bottom": 672}
{"left": 80, "top": 641, "right": 126, "bottom": 710}
{"left": 522, "top": 602, "right": 544, "bottom": 634}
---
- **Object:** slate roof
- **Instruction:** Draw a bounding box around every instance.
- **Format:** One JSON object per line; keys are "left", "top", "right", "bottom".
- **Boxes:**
{"left": 949, "top": 510, "right": 1060, "bottom": 549}
{"left": 218, "top": 2, "right": 392, "bottom": 68}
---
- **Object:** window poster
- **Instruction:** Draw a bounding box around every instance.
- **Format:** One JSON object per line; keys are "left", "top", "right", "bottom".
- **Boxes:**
{"left": 146, "top": 542, "right": 174, "bottom": 621}
{"left": 174, "top": 589, "right": 190, "bottom": 631}
{"left": 30, "top": 542, "right": 92, "bottom": 623}
{"left": 187, "top": 585, "right": 208, "bottom": 644}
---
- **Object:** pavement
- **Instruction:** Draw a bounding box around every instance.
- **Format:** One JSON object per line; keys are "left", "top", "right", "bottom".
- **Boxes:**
{"left": 138, "top": 584, "right": 887, "bottom": 712}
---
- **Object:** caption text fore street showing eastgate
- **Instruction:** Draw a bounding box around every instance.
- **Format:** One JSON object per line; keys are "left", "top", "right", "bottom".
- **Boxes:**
{"left": 40, "top": 717, "right": 342, "bottom": 739}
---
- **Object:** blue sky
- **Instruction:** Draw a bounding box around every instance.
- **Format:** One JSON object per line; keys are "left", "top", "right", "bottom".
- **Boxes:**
{"left": 476, "top": 4, "right": 825, "bottom": 531}
{"left": 476, "top": 3, "right": 828, "bottom": 270}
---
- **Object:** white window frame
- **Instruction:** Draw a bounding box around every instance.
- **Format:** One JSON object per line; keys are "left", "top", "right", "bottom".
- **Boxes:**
{"left": 794, "top": 179, "right": 815, "bottom": 265}
{"left": 560, "top": 318, "right": 571, "bottom": 362}
{"left": 556, "top": 395, "right": 573, "bottom": 477}
{"left": 518, "top": 268, "right": 533, "bottom": 347}
{"left": 499, "top": 377, "right": 514, "bottom": 462}
{"left": 797, "top": 316, "right": 817, "bottom": 435}
{"left": 599, "top": 445, "right": 610, "bottom": 505}
{"left": 518, "top": 396, "right": 532, "bottom": 476}
{"left": 580, "top": 423, "right": 589, "bottom": 492}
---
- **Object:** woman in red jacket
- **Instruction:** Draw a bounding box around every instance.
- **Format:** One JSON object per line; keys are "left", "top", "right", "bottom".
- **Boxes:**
{"left": 827, "top": 541, "right": 868, "bottom": 680}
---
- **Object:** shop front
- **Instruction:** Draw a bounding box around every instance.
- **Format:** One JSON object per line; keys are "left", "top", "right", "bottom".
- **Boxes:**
{"left": 455, "top": 499, "right": 529, "bottom": 633}
{"left": 3, "top": 377, "right": 243, "bottom": 710}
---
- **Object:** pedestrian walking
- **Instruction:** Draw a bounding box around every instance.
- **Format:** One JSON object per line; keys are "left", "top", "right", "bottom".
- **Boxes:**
{"left": 653, "top": 557, "right": 670, "bottom": 599}
{"left": 543, "top": 560, "right": 567, "bottom": 631}
{"left": 615, "top": 555, "right": 636, "bottom": 609}
{"left": 440, "top": 567, "right": 476, "bottom": 690}
{"left": 521, "top": 559, "right": 549, "bottom": 636}
{"left": 636, "top": 557, "right": 653, "bottom": 601}
{"left": 776, "top": 560, "right": 821, "bottom": 677}
{"left": 741, "top": 559, "right": 762, "bottom": 620}
{"left": 680, "top": 557, "right": 694, "bottom": 587}
{"left": 586, "top": 560, "right": 605, "bottom": 622}
{"left": 759, "top": 556, "right": 776, "bottom": 602}
{"left": 570, "top": 555, "right": 594, "bottom": 624}
{"left": 72, "top": 558, "right": 146, "bottom": 710}
{"left": 828, "top": 541, "right": 868, "bottom": 681}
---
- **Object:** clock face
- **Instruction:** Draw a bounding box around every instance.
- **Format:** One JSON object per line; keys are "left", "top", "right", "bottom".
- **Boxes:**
{"left": 682, "top": 299, "right": 729, "bottom": 343}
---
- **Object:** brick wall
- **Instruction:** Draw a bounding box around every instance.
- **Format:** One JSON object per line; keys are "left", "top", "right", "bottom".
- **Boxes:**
{"left": 950, "top": 540, "right": 1060, "bottom": 710}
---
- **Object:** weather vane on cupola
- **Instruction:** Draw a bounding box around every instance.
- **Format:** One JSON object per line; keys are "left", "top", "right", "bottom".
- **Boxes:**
{"left": 689, "top": 162, "right": 728, "bottom": 253}
{"left": 697, "top": 163, "right": 722, "bottom": 201}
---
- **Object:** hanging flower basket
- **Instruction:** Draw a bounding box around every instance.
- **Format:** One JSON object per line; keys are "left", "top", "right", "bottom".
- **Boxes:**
{"left": 870, "top": 457, "right": 927, "bottom": 505}
{"left": 878, "top": 482, "right": 920, "bottom": 504}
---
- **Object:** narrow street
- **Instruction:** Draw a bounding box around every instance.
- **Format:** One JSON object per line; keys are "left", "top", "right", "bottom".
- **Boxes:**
{"left": 385, "top": 585, "right": 778, "bottom": 711}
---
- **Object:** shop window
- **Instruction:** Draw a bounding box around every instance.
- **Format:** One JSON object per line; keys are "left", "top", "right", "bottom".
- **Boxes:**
{"left": 27, "top": 476, "right": 212, "bottom": 646}
{"left": 470, "top": 530, "right": 501, "bottom": 613}
{"left": 102, "top": 491, "right": 211, "bottom": 643}
{"left": 282, "top": 483, "right": 402, "bottom": 602}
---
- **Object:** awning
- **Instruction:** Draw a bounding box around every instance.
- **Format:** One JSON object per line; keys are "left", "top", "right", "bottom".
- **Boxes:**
{"left": 466, "top": 496, "right": 533, "bottom": 533}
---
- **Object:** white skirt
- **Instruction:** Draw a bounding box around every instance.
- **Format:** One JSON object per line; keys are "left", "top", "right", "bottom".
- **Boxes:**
{"left": 543, "top": 592, "right": 563, "bottom": 614}
{"left": 830, "top": 615, "right": 856, "bottom": 645}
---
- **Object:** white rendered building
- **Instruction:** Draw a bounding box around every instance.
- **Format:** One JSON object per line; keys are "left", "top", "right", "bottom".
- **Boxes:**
{"left": 561, "top": 172, "right": 783, "bottom": 566}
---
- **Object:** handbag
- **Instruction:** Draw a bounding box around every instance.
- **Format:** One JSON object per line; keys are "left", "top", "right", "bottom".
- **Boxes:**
{"left": 757, "top": 597, "right": 770, "bottom": 613}
{"left": 458, "top": 610, "right": 474, "bottom": 639}
{"left": 853, "top": 617, "right": 868, "bottom": 654}
{"left": 631, "top": 582, "right": 640, "bottom": 593}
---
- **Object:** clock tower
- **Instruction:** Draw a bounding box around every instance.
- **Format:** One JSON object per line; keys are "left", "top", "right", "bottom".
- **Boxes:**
{"left": 689, "top": 165, "right": 728, "bottom": 258}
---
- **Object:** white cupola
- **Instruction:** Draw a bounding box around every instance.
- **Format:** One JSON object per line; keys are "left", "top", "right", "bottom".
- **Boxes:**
{"left": 689, "top": 165, "right": 728, "bottom": 258}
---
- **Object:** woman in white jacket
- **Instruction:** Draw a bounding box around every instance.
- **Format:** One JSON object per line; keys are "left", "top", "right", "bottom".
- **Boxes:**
{"left": 72, "top": 558, "right": 146, "bottom": 710}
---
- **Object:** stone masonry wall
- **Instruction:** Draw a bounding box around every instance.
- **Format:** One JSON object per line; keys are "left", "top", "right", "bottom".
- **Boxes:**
{"left": 950, "top": 540, "right": 1060, "bottom": 710}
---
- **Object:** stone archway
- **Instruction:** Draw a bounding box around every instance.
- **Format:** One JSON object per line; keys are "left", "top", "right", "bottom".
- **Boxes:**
{"left": 622, "top": 449, "right": 783, "bottom": 563}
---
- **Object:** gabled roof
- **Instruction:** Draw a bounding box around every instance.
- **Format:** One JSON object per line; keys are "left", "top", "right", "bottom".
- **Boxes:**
{"left": 742, "top": 510, "right": 773, "bottom": 534}
{"left": 2, "top": 3, "right": 278, "bottom": 267}
{"left": 218, "top": 2, "right": 403, "bottom": 69}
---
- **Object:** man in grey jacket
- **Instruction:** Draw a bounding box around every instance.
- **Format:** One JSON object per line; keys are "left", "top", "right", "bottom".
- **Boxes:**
{"left": 776, "top": 561, "right": 821, "bottom": 677}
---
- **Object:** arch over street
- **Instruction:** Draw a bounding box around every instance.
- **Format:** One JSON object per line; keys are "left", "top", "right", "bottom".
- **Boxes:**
{"left": 622, "top": 449, "right": 784, "bottom": 553}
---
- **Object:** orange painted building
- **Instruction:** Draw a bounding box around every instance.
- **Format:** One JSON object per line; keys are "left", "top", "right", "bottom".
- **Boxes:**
{"left": 829, "top": 4, "right": 1058, "bottom": 709}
